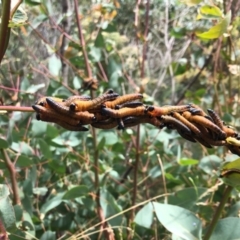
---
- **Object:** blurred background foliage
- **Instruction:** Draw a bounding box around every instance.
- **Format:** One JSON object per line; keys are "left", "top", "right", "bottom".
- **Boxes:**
{"left": 1, "top": 0, "right": 240, "bottom": 239}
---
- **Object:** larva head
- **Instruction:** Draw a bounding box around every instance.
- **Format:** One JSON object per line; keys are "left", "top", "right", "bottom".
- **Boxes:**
{"left": 70, "top": 103, "right": 77, "bottom": 111}
{"left": 32, "top": 104, "right": 41, "bottom": 113}
{"left": 35, "top": 97, "right": 64, "bottom": 108}
{"left": 104, "top": 89, "right": 115, "bottom": 94}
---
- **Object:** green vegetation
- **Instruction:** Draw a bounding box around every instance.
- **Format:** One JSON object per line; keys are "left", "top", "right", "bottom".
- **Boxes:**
{"left": 0, "top": 0, "right": 240, "bottom": 239}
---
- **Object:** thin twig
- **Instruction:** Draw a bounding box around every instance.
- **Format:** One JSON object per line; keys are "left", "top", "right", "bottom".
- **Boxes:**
{"left": 140, "top": 0, "right": 150, "bottom": 77}
{"left": 1, "top": 149, "right": 21, "bottom": 205}
{"left": 0, "top": 106, "right": 34, "bottom": 112}
{"left": 73, "top": 0, "right": 92, "bottom": 79}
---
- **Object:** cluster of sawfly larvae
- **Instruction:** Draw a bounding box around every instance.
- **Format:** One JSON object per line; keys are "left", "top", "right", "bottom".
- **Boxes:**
{"left": 32, "top": 89, "right": 240, "bottom": 155}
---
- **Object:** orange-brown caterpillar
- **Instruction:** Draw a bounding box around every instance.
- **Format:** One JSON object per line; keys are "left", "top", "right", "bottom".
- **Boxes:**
{"left": 222, "top": 126, "right": 238, "bottom": 138}
{"left": 193, "top": 135, "right": 212, "bottom": 148}
{"left": 91, "top": 118, "right": 118, "bottom": 129}
{"left": 194, "top": 122, "right": 226, "bottom": 146}
{"left": 189, "top": 104, "right": 207, "bottom": 116}
{"left": 122, "top": 116, "right": 164, "bottom": 129}
{"left": 160, "top": 115, "right": 191, "bottom": 135}
{"left": 33, "top": 106, "right": 88, "bottom": 131}
{"left": 104, "top": 93, "right": 143, "bottom": 109}
{"left": 176, "top": 129, "right": 196, "bottom": 143}
{"left": 147, "top": 105, "right": 190, "bottom": 118}
{"left": 32, "top": 105, "right": 80, "bottom": 126}
{"left": 36, "top": 113, "right": 88, "bottom": 131}
{"left": 182, "top": 111, "right": 227, "bottom": 140}
{"left": 116, "top": 101, "right": 143, "bottom": 109}
{"left": 172, "top": 112, "right": 201, "bottom": 136}
{"left": 101, "top": 106, "right": 147, "bottom": 118}
{"left": 63, "top": 95, "right": 91, "bottom": 105}
{"left": 45, "top": 98, "right": 95, "bottom": 124}
{"left": 207, "top": 109, "right": 224, "bottom": 129}
{"left": 69, "top": 92, "right": 119, "bottom": 111}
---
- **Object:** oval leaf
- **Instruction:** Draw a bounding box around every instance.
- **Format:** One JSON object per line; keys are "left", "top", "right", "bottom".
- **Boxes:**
{"left": 220, "top": 158, "right": 240, "bottom": 187}
{"left": 0, "top": 184, "right": 16, "bottom": 230}
{"left": 210, "top": 217, "right": 240, "bottom": 240}
{"left": 196, "top": 12, "right": 231, "bottom": 39}
{"left": 100, "top": 188, "right": 123, "bottom": 226}
{"left": 178, "top": 158, "right": 198, "bottom": 166}
{"left": 152, "top": 202, "right": 202, "bottom": 240}
{"left": 63, "top": 186, "right": 89, "bottom": 200}
{"left": 199, "top": 5, "right": 223, "bottom": 18}
{"left": 16, "top": 155, "right": 33, "bottom": 168}
{"left": 0, "top": 138, "right": 8, "bottom": 149}
{"left": 134, "top": 202, "right": 154, "bottom": 228}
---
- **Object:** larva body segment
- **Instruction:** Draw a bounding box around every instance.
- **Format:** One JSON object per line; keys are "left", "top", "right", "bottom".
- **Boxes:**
{"left": 36, "top": 113, "right": 88, "bottom": 131}
{"left": 32, "top": 104, "right": 80, "bottom": 126}
{"left": 193, "top": 135, "right": 213, "bottom": 148}
{"left": 91, "top": 118, "right": 118, "bottom": 129}
{"left": 116, "top": 101, "right": 143, "bottom": 109}
{"left": 147, "top": 105, "right": 191, "bottom": 117}
{"left": 46, "top": 97, "right": 71, "bottom": 114}
{"left": 172, "top": 112, "right": 201, "bottom": 136}
{"left": 63, "top": 95, "right": 91, "bottom": 106}
{"left": 121, "top": 116, "right": 162, "bottom": 128}
{"left": 120, "top": 116, "right": 140, "bottom": 128}
{"left": 69, "top": 93, "right": 119, "bottom": 111}
{"left": 207, "top": 109, "right": 224, "bottom": 129}
{"left": 45, "top": 98, "right": 95, "bottom": 123}
{"left": 101, "top": 106, "right": 147, "bottom": 118}
{"left": 182, "top": 111, "right": 227, "bottom": 140}
{"left": 189, "top": 104, "right": 207, "bottom": 116}
{"left": 71, "top": 111, "right": 95, "bottom": 124}
{"left": 176, "top": 129, "right": 196, "bottom": 143}
{"left": 104, "top": 93, "right": 143, "bottom": 109}
{"left": 160, "top": 115, "right": 191, "bottom": 135}
{"left": 199, "top": 132, "right": 226, "bottom": 146}
{"left": 223, "top": 126, "right": 238, "bottom": 138}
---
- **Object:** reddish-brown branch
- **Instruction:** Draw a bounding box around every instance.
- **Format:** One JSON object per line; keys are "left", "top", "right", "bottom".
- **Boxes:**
{"left": 73, "top": 0, "right": 92, "bottom": 79}
{"left": 141, "top": 0, "right": 150, "bottom": 78}
{"left": 0, "top": 106, "right": 34, "bottom": 112}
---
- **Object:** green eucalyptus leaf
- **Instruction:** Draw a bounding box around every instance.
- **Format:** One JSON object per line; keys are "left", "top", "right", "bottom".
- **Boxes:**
{"left": 134, "top": 202, "right": 154, "bottom": 228}
{"left": 220, "top": 158, "right": 240, "bottom": 187}
{"left": 153, "top": 202, "right": 202, "bottom": 240}
{"left": 0, "top": 138, "right": 8, "bottom": 149}
{"left": 198, "top": 5, "right": 223, "bottom": 19}
{"left": 100, "top": 187, "right": 123, "bottom": 226}
{"left": 210, "top": 217, "right": 240, "bottom": 240}
{"left": 178, "top": 158, "right": 198, "bottom": 166}
{"left": 196, "top": 11, "right": 231, "bottom": 39}
{"left": 63, "top": 185, "right": 89, "bottom": 200}
{"left": 0, "top": 184, "right": 16, "bottom": 230}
